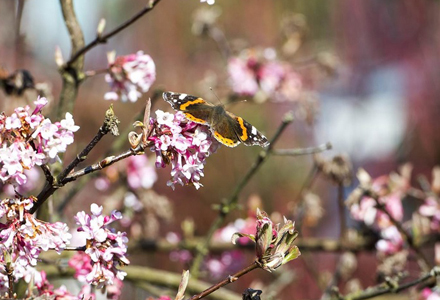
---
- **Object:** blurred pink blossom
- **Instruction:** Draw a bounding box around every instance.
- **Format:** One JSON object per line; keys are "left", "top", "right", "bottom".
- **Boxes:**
{"left": 419, "top": 197, "right": 440, "bottom": 231}
{"left": 105, "top": 51, "right": 156, "bottom": 102}
{"left": 227, "top": 48, "right": 302, "bottom": 102}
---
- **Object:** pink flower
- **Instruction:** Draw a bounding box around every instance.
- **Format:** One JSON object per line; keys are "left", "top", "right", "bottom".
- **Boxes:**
{"left": 0, "top": 97, "right": 79, "bottom": 185}
{"left": 227, "top": 48, "right": 302, "bottom": 102}
{"left": 375, "top": 226, "right": 403, "bottom": 255}
{"left": 420, "top": 197, "right": 440, "bottom": 231}
{"left": 126, "top": 155, "right": 157, "bottom": 190}
{"left": 105, "top": 51, "right": 156, "bottom": 102}
{"left": 149, "top": 110, "right": 220, "bottom": 189}
{"left": 74, "top": 204, "right": 129, "bottom": 288}
{"left": 421, "top": 288, "right": 440, "bottom": 300}
{"left": 0, "top": 197, "right": 71, "bottom": 287}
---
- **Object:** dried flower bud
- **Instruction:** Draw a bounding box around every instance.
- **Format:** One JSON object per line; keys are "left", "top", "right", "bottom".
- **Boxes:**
{"left": 128, "top": 132, "right": 142, "bottom": 149}
{"left": 316, "top": 52, "right": 340, "bottom": 77}
{"left": 315, "top": 154, "right": 353, "bottom": 186}
{"left": 301, "top": 191, "right": 324, "bottom": 227}
{"left": 339, "top": 252, "right": 357, "bottom": 280}
{"left": 192, "top": 7, "right": 221, "bottom": 36}
{"left": 104, "top": 104, "right": 120, "bottom": 136}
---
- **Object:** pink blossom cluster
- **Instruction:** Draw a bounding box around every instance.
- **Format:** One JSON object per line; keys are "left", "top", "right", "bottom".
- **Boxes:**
{"left": 105, "top": 51, "right": 156, "bottom": 102}
{"left": 419, "top": 197, "right": 440, "bottom": 231}
{"left": 228, "top": 48, "right": 302, "bottom": 102}
{"left": 203, "top": 250, "right": 244, "bottom": 279}
{"left": 0, "top": 197, "right": 71, "bottom": 291}
{"left": 349, "top": 171, "right": 408, "bottom": 255}
{"left": 421, "top": 288, "right": 440, "bottom": 300}
{"left": 0, "top": 96, "right": 79, "bottom": 185}
{"left": 149, "top": 110, "right": 220, "bottom": 189}
{"left": 95, "top": 155, "right": 157, "bottom": 192}
{"left": 74, "top": 204, "right": 129, "bottom": 288}
{"left": 69, "top": 252, "right": 123, "bottom": 300}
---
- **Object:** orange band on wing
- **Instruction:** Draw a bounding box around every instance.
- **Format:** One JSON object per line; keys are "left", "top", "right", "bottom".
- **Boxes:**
{"left": 180, "top": 98, "right": 205, "bottom": 111}
{"left": 214, "top": 131, "right": 239, "bottom": 147}
{"left": 236, "top": 117, "right": 248, "bottom": 141}
{"left": 184, "top": 113, "right": 207, "bottom": 124}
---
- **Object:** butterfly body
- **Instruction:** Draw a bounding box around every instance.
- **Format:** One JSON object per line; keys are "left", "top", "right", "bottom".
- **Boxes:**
{"left": 163, "top": 92, "right": 269, "bottom": 148}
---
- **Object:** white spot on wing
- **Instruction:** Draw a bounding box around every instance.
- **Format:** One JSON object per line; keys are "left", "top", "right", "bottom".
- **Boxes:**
{"left": 179, "top": 93, "right": 187, "bottom": 100}
{"left": 251, "top": 126, "right": 257, "bottom": 135}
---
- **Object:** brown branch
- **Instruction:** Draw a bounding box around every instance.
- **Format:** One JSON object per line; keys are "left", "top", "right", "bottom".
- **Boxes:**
{"left": 188, "top": 262, "right": 259, "bottom": 300}
{"left": 338, "top": 183, "right": 346, "bottom": 240}
{"left": 372, "top": 195, "right": 431, "bottom": 272}
{"left": 134, "top": 237, "right": 376, "bottom": 254}
{"left": 65, "top": 0, "right": 163, "bottom": 68}
{"left": 342, "top": 267, "right": 440, "bottom": 300}
{"left": 189, "top": 113, "right": 294, "bottom": 277}
{"left": 31, "top": 111, "right": 118, "bottom": 214}
{"left": 62, "top": 147, "right": 148, "bottom": 184}
{"left": 43, "top": 264, "right": 242, "bottom": 300}
{"left": 272, "top": 142, "right": 332, "bottom": 156}
{"left": 56, "top": 0, "right": 86, "bottom": 119}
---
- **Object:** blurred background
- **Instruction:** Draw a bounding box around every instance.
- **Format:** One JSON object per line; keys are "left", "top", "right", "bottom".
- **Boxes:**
{"left": 1, "top": 0, "right": 440, "bottom": 299}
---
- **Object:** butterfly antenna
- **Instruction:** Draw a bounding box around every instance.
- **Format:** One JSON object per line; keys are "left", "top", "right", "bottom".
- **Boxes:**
{"left": 209, "top": 87, "right": 224, "bottom": 106}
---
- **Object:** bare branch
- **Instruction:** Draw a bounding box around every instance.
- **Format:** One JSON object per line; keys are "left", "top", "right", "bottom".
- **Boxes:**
{"left": 273, "top": 142, "right": 332, "bottom": 156}
{"left": 190, "top": 112, "right": 294, "bottom": 277}
{"left": 65, "top": 0, "right": 163, "bottom": 68}
{"left": 342, "top": 267, "right": 440, "bottom": 300}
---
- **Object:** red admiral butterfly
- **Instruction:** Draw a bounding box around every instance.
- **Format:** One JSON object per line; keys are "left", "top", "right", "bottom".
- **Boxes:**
{"left": 163, "top": 92, "right": 269, "bottom": 148}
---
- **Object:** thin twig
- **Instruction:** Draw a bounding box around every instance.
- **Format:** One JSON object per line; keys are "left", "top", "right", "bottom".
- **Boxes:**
{"left": 273, "top": 142, "right": 332, "bottom": 156}
{"left": 65, "top": 0, "right": 163, "bottom": 68}
{"left": 42, "top": 264, "right": 242, "bottom": 300}
{"left": 342, "top": 267, "right": 439, "bottom": 300}
{"left": 294, "top": 164, "right": 319, "bottom": 232}
{"left": 56, "top": 246, "right": 86, "bottom": 251}
{"left": 39, "top": 164, "right": 55, "bottom": 185}
{"left": 188, "top": 262, "right": 259, "bottom": 300}
{"left": 209, "top": 26, "right": 232, "bottom": 60}
{"left": 56, "top": 92, "right": 162, "bottom": 213}
{"left": 189, "top": 112, "right": 294, "bottom": 277}
{"left": 31, "top": 114, "right": 116, "bottom": 214}
{"left": 338, "top": 183, "right": 346, "bottom": 240}
{"left": 134, "top": 236, "right": 376, "bottom": 253}
{"left": 370, "top": 191, "right": 431, "bottom": 272}
{"left": 62, "top": 147, "right": 149, "bottom": 184}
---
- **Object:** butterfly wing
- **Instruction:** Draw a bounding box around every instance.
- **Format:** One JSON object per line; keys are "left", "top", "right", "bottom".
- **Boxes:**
{"left": 227, "top": 111, "right": 270, "bottom": 147}
{"left": 210, "top": 114, "right": 241, "bottom": 147}
{"left": 163, "top": 92, "right": 214, "bottom": 125}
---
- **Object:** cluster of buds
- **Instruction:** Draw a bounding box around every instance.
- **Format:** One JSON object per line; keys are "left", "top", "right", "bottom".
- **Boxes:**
{"left": 148, "top": 110, "right": 220, "bottom": 189}
{"left": 232, "top": 208, "right": 300, "bottom": 272}
{"left": 105, "top": 51, "right": 156, "bottom": 103}
{"left": 0, "top": 96, "right": 79, "bottom": 185}
{"left": 0, "top": 196, "right": 71, "bottom": 290}
{"left": 74, "top": 204, "right": 129, "bottom": 287}
{"left": 227, "top": 48, "right": 302, "bottom": 103}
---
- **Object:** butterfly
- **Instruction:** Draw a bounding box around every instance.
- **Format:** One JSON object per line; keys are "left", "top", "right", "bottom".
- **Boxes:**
{"left": 163, "top": 92, "right": 270, "bottom": 148}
